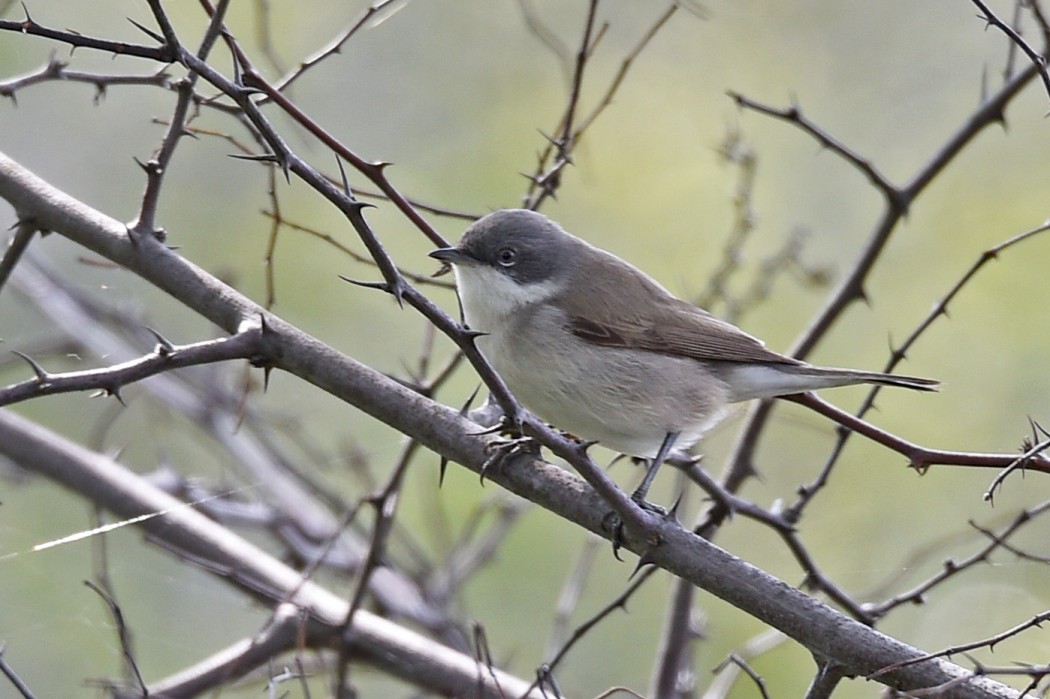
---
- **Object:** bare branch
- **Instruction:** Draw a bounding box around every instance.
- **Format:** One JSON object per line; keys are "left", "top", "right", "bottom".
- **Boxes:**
{"left": 0, "top": 12, "right": 175, "bottom": 62}
{"left": 971, "top": 0, "right": 1050, "bottom": 101}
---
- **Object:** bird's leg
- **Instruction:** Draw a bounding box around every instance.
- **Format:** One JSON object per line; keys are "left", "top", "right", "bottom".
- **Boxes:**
{"left": 630, "top": 431, "right": 680, "bottom": 509}
{"left": 603, "top": 431, "right": 680, "bottom": 559}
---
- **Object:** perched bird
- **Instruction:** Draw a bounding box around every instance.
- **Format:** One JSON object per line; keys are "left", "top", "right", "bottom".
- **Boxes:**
{"left": 431, "top": 209, "right": 937, "bottom": 507}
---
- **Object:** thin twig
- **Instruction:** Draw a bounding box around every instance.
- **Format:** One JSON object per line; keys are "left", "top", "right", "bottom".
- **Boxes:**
{"left": 971, "top": 0, "right": 1050, "bottom": 101}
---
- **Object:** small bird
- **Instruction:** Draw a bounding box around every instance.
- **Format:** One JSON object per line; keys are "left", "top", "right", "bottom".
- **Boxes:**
{"left": 430, "top": 209, "right": 937, "bottom": 508}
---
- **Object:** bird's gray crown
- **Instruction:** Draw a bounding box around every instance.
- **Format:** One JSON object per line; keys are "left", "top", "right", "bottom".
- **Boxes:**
{"left": 456, "top": 209, "right": 578, "bottom": 286}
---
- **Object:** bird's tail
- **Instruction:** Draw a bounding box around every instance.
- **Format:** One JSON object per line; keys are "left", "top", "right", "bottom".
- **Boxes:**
{"left": 722, "top": 364, "right": 938, "bottom": 401}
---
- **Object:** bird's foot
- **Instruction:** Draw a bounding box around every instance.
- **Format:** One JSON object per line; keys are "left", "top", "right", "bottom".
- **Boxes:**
{"left": 478, "top": 433, "right": 539, "bottom": 484}
{"left": 601, "top": 494, "right": 681, "bottom": 561}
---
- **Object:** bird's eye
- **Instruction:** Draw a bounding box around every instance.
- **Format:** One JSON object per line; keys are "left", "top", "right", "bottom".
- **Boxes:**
{"left": 497, "top": 247, "right": 517, "bottom": 266}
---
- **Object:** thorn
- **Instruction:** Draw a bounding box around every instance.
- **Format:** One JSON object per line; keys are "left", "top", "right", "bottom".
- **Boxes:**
{"left": 229, "top": 152, "right": 281, "bottom": 163}
{"left": 536, "top": 129, "right": 560, "bottom": 147}
{"left": 443, "top": 387, "right": 482, "bottom": 487}
{"left": 459, "top": 385, "right": 481, "bottom": 417}
{"left": 462, "top": 328, "right": 489, "bottom": 342}
{"left": 132, "top": 156, "right": 150, "bottom": 173}
{"left": 263, "top": 365, "right": 273, "bottom": 392}
{"left": 12, "top": 350, "right": 49, "bottom": 383}
{"left": 575, "top": 438, "right": 600, "bottom": 455}
{"left": 630, "top": 549, "right": 658, "bottom": 579}
{"left": 390, "top": 277, "right": 406, "bottom": 309}
{"left": 336, "top": 156, "right": 351, "bottom": 196}
{"left": 438, "top": 455, "right": 449, "bottom": 488}
{"left": 348, "top": 199, "right": 376, "bottom": 212}
{"left": 109, "top": 385, "right": 126, "bottom": 406}
{"left": 126, "top": 16, "right": 165, "bottom": 43}
{"left": 338, "top": 274, "right": 390, "bottom": 294}
{"left": 1033, "top": 419, "right": 1050, "bottom": 440}
{"left": 663, "top": 494, "right": 684, "bottom": 524}
{"left": 142, "top": 325, "right": 175, "bottom": 355}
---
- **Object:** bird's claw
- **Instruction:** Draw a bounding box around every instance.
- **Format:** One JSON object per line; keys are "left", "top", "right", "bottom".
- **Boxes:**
{"left": 479, "top": 434, "right": 539, "bottom": 484}
{"left": 601, "top": 495, "right": 679, "bottom": 561}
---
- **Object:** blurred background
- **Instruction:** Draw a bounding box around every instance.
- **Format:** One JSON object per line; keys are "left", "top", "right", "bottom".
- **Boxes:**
{"left": 1, "top": 0, "right": 1049, "bottom": 696}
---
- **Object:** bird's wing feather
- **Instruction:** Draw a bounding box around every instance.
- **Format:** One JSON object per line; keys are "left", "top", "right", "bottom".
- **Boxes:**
{"left": 563, "top": 253, "right": 800, "bottom": 366}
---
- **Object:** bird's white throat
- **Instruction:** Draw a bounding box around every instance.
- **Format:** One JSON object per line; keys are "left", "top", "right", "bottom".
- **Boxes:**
{"left": 453, "top": 264, "right": 562, "bottom": 333}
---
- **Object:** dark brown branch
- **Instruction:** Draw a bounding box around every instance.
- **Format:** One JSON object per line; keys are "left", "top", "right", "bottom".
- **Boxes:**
{"left": 0, "top": 13, "right": 175, "bottom": 62}
{"left": 782, "top": 392, "right": 1050, "bottom": 475}
{"left": 970, "top": 0, "right": 1050, "bottom": 101}
{"left": 728, "top": 93, "right": 901, "bottom": 209}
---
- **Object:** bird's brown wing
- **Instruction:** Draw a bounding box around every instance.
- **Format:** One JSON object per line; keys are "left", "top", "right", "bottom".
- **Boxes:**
{"left": 563, "top": 259, "right": 800, "bottom": 366}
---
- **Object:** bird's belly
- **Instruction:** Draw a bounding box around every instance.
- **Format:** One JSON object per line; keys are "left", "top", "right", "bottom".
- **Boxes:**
{"left": 478, "top": 329, "right": 729, "bottom": 459}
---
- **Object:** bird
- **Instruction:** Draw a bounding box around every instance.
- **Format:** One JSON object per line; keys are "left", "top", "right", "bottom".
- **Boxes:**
{"left": 430, "top": 209, "right": 937, "bottom": 509}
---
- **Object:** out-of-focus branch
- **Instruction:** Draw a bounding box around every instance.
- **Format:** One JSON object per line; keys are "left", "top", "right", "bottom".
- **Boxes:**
{"left": 0, "top": 407, "right": 542, "bottom": 699}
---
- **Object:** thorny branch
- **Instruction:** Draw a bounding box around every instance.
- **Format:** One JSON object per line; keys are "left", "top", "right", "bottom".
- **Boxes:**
{"left": 523, "top": 3, "right": 680, "bottom": 209}
{"left": 0, "top": 55, "right": 171, "bottom": 104}
{"left": 0, "top": 324, "right": 265, "bottom": 407}
{"left": 970, "top": 0, "right": 1050, "bottom": 102}
{"left": 0, "top": 2, "right": 1048, "bottom": 699}
{"left": 786, "top": 220, "right": 1050, "bottom": 521}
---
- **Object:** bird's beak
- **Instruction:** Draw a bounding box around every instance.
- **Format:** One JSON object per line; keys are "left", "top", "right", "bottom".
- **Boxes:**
{"left": 429, "top": 246, "right": 469, "bottom": 277}
{"left": 428, "top": 247, "right": 468, "bottom": 263}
